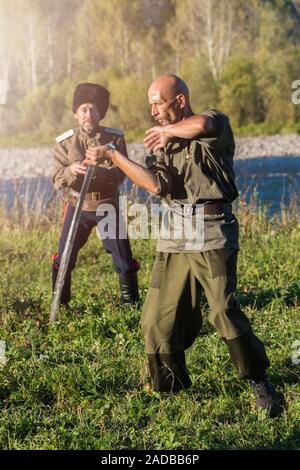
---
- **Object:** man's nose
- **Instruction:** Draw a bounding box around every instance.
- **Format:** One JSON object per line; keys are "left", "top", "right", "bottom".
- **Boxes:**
{"left": 151, "top": 104, "right": 158, "bottom": 116}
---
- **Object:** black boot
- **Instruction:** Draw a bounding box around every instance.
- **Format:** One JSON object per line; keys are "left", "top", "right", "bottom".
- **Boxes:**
{"left": 250, "top": 374, "right": 281, "bottom": 418}
{"left": 118, "top": 271, "right": 139, "bottom": 304}
{"left": 52, "top": 265, "right": 71, "bottom": 305}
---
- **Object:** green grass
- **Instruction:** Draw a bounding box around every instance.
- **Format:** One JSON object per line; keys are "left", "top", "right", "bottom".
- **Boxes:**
{"left": 235, "top": 121, "right": 300, "bottom": 137}
{"left": 0, "top": 212, "right": 299, "bottom": 450}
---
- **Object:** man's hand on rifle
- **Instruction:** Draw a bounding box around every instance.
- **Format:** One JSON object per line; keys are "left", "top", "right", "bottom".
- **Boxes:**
{"left": 84, "top": 144, "right": 114, "bottom": 168}
{"left": 70, "top": 161, "right": 88, "bottom": 176}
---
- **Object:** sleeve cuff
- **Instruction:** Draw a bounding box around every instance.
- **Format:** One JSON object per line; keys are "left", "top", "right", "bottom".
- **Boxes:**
{"left": 63, "top": 166, "right": 77, "bottom": 186}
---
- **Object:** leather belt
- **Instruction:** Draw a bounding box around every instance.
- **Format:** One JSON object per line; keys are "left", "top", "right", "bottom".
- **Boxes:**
{"left": 174, "top": 202, "right": 232, "bottom": 215}
{"left": 203, "top": 202, "right": 232, "bottom": 215}
{"left": 68, "top": 188, "right": 116, "bottom": 201}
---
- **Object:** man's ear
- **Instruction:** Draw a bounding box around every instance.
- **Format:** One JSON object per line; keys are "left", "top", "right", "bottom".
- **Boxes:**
{"left": 176, "top": 94, "right": 186, "bottom": 109}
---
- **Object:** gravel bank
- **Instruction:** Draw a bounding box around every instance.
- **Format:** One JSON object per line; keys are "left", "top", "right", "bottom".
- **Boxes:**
{"left": 1, "top": 134, "right": 300, "bottom": 180}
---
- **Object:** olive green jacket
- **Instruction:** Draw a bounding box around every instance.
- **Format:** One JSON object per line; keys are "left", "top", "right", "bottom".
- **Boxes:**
{"left": 146, "top": 110, "right": 240, "bottom": 252}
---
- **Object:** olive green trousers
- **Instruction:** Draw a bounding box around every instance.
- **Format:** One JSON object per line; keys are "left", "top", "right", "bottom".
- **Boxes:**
{"left": 141, "top": 249, "right": 270, "bottom": 392}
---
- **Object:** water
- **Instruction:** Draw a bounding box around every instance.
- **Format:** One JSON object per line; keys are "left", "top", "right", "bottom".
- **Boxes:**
{"left": 0, "top": 156, "right": 299, "bottom": 217}
{"left": 234, "top": 156, "right": 300, "bottom": 215}
{"left": 0, "top": 177, "right": 59, "bottom": 211}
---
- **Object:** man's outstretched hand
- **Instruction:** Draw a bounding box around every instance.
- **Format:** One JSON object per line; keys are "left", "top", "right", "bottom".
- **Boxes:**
{"left": 143, "top": 126, "right": 172, "bottom": 151}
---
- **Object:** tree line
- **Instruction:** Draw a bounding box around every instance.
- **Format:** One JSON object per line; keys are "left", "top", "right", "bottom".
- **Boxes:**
{"left": 1, "top": 0, "right": 300, "bottom": 143}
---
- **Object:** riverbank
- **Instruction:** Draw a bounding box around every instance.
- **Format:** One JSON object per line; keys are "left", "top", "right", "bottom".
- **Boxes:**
{"left": 1, "top": 134, "right": 300, "bottom": 180}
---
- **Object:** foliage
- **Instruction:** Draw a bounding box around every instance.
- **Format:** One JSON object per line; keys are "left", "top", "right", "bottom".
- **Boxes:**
{"left": 220, "top": 56, "right": 263, "bottom": 127}
{"left": 1, "top": 0, "right": 300, "bottom": 141}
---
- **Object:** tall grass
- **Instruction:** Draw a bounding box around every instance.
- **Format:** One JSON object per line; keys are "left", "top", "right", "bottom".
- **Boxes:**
{"left": 0, "top": 180, "right": 61, "bottom": 233}
{"left": 0, "top": 190, "right": 299, "bottom": 450}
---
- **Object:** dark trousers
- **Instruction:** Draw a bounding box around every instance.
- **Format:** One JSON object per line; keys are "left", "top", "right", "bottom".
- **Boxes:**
{"left": 52, "top": 203, "right": 135, "bottom": 302}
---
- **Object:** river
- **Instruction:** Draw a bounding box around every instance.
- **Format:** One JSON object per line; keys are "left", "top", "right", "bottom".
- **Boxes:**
{"left": 0, "top": 156, "right": 299, "bottom": 217}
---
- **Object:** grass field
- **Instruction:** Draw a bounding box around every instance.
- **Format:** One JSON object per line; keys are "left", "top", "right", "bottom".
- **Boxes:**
{"left": 0, "top": 204, "right": 299, "bottom": 450}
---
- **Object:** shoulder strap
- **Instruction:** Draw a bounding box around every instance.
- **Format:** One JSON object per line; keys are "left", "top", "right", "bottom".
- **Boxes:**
{"left": 55, "top": 129, "right": 75, "bottom": 143}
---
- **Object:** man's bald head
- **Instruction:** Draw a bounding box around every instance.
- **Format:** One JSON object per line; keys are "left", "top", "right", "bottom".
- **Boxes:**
{"left": 147, "top": 74, "right": 192, "bottom": 126}
{"left": 148, "top": 74, "right": 189, "bottom": 102}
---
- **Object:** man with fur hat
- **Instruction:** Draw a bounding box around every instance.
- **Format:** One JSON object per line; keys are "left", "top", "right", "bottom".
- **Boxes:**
{"left": 52, "top": 82, "right": 139, "bottom": 305}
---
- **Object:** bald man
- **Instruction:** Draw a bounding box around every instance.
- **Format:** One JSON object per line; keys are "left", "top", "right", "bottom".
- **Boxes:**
{"left": 85, "top": 74, "right": 280, "bottom": 417}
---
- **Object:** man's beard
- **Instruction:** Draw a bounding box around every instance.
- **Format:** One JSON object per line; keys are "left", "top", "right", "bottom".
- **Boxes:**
{"left": 83, "top": 121, "right": 97, "bottom": 134}
{"left": 155, "top": 114, "right": 178, "bottom": 126}
{"left": 155, "top": 117, "right": 169, "bottom": 126}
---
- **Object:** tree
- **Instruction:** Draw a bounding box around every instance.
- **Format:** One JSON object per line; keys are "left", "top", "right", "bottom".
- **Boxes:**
{"left": 165, "top": 0, "right": 245, "bottom": 81}
{"left": 252, "top": 1, "right": 299, "bottom": 123}
{"left": 220, "top": 56, "right": 263, "bottom": 127}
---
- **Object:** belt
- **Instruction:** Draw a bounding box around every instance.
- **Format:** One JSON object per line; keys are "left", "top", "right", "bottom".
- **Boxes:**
{"left": 68, "top": 188, "right": 116, "bottom": 201}
{"left": 203, "top": 202, "right": 232, "bottom": 215}
{"left": 173, "top": 202, "right": 232, "bottom": 215}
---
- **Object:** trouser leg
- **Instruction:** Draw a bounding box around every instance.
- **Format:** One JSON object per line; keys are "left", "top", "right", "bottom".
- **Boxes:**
{"left": 191, "top": 249, "right": 270, "bottom": 379}
{"left": 102, "top": 235, "right": 134, "bottom": 275}
{"left": 223, "top": 333, "right": 270, "bottom": 379}
{"left": 52, "top": 205, "right": 93, "bottom": 304}
{"left": 101, "top": 221, "right": 139, "bottom": 303}
{"left": 147, "top": 351, "right": 192, "bottom": 392}
{"left": 141, "top": 253, "right": 202, "bottom": 392}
